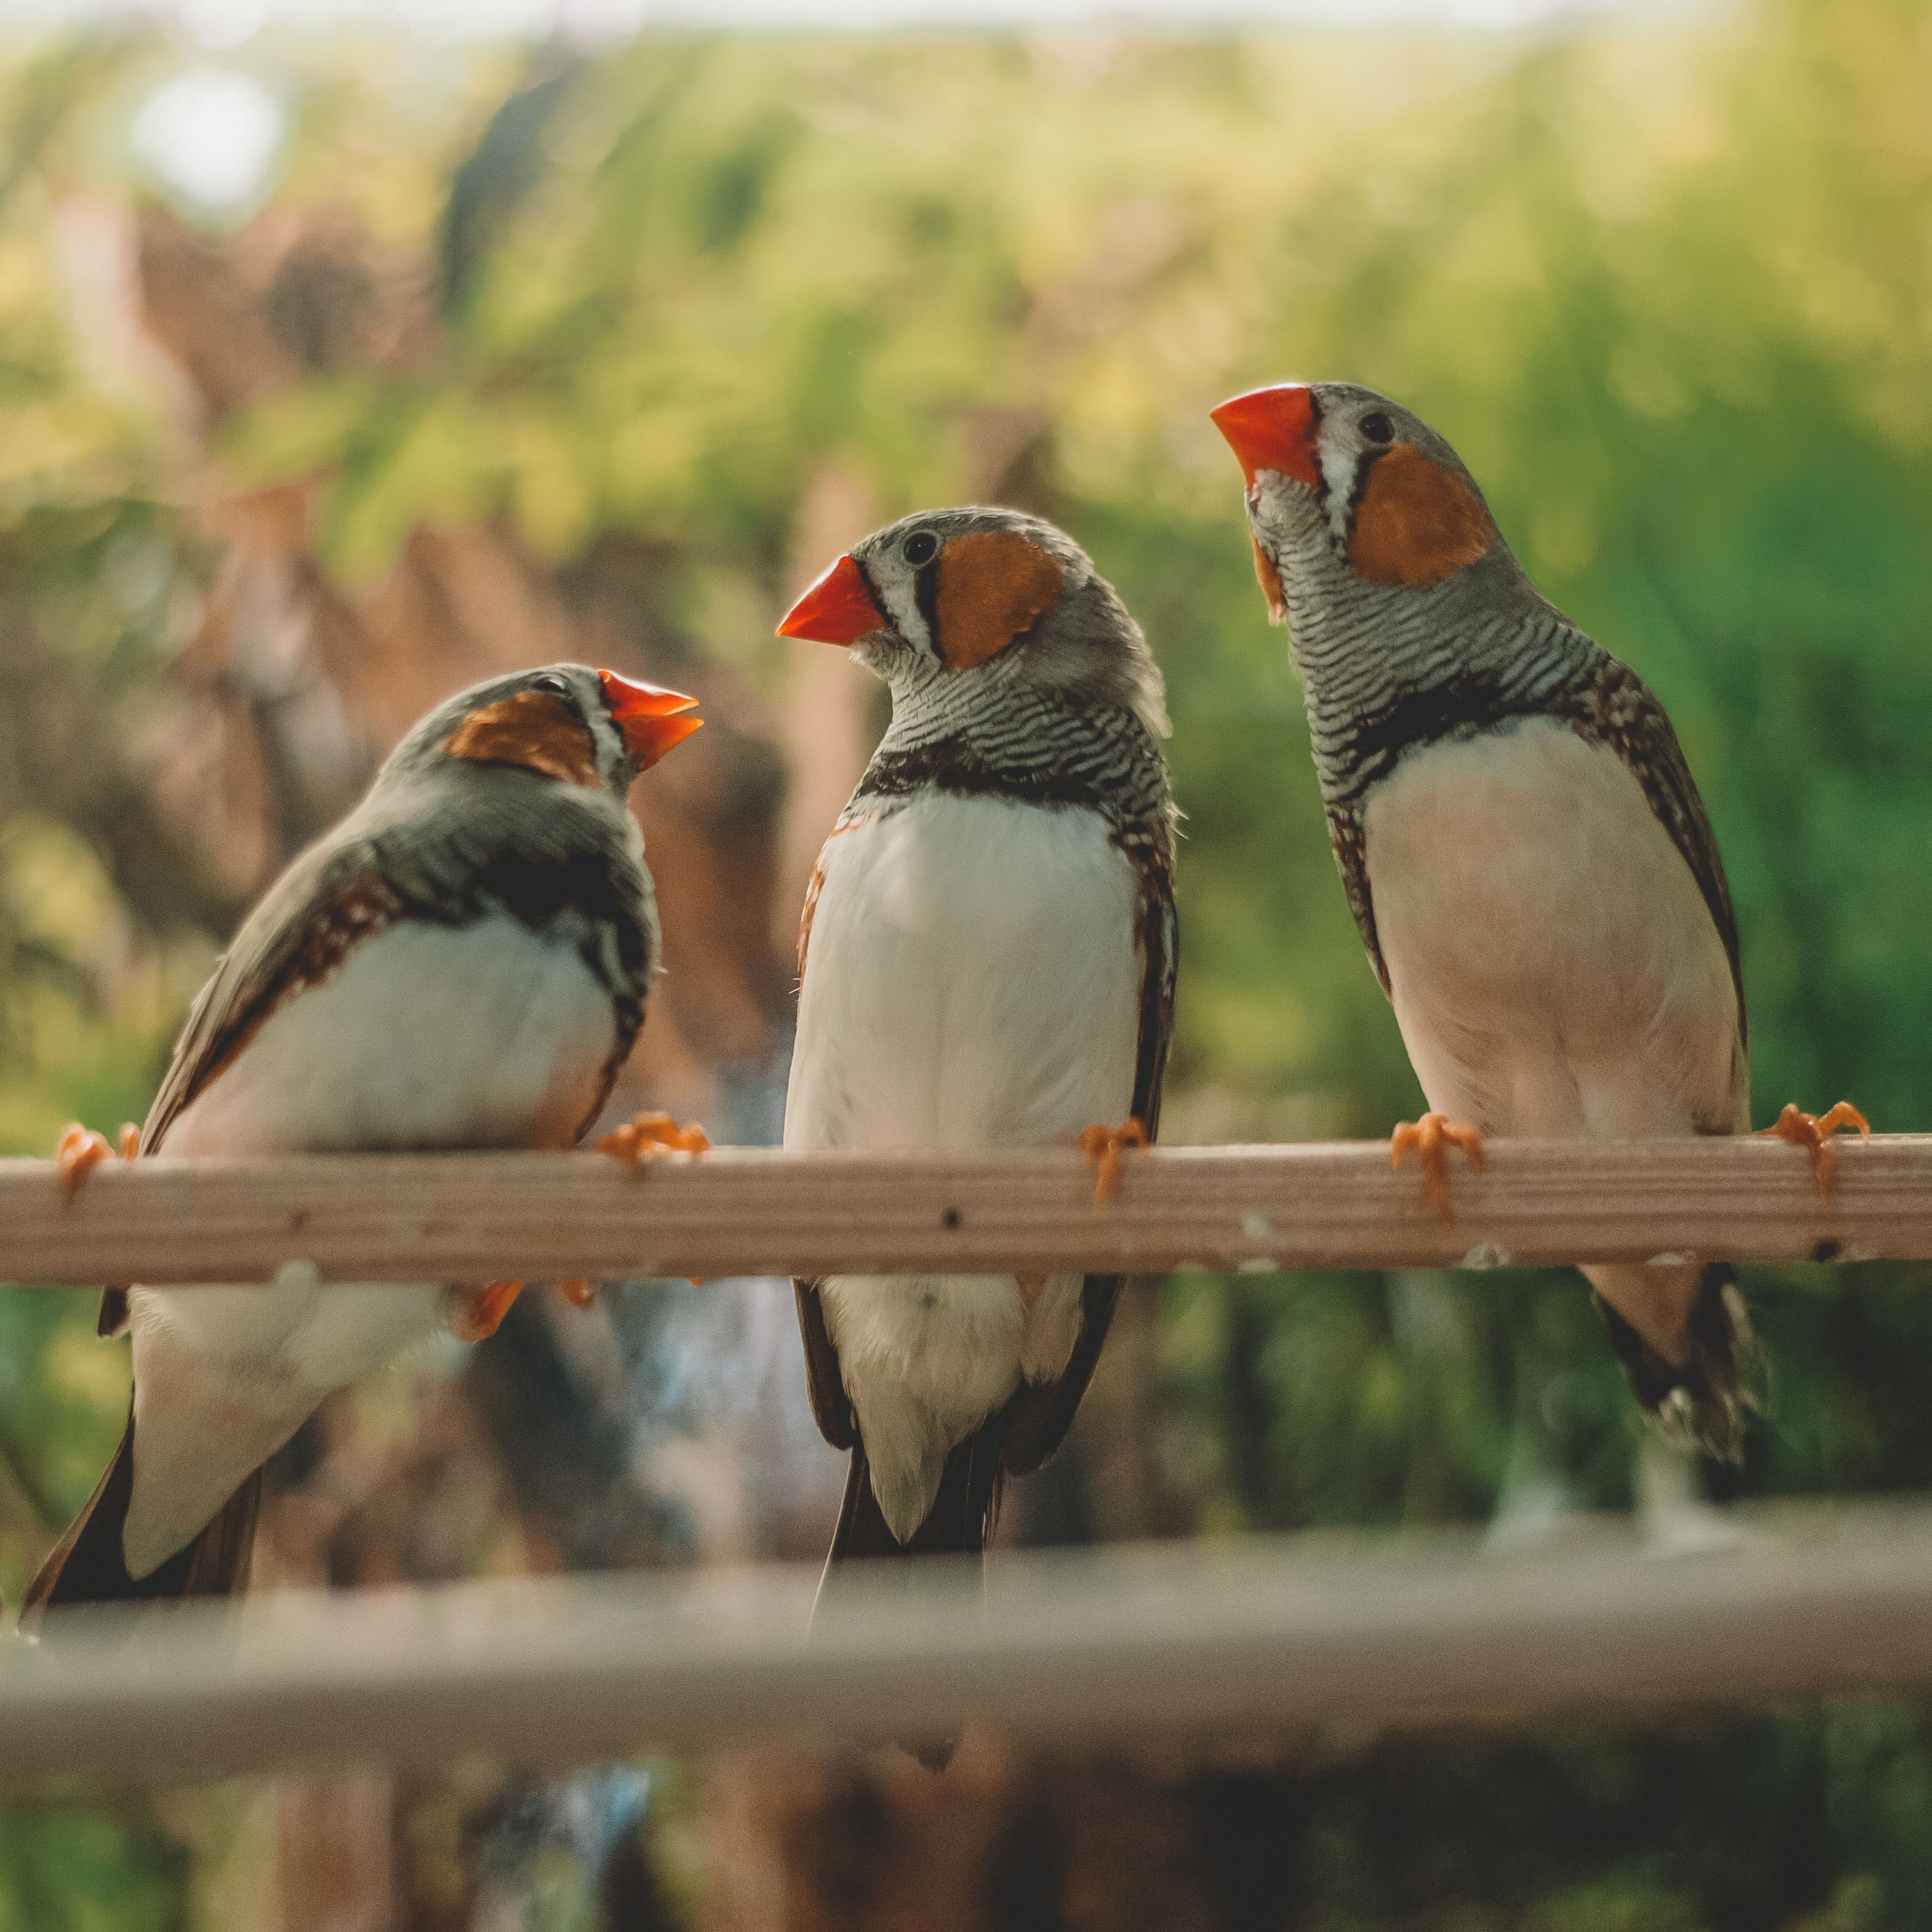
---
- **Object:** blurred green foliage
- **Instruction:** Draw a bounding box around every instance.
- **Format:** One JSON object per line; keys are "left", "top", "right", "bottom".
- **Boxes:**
{"left": 3, "top": 0, "right": 1932, "bottom": 1923}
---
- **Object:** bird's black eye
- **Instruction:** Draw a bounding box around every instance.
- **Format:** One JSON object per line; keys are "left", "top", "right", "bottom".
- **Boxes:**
{"left": 1360, "top": 411, "right": 1395, "bottom": 446}
{"left": 902, "top": 530, "right": 938, "bottom": 567}
{"left": 533, "top": 673, "right": 570, "bottom": 696}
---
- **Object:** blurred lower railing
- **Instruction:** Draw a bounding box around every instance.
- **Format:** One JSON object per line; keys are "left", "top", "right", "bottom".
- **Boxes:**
{"left": 5, "top": 1136, "right": 1931, "bottom": 1789}
{"left": 6, "top": 1503, "right": 1932, "bottom": 1785}
{"left": 0, "top": 1134, "right": 1927, "bottom": 1286}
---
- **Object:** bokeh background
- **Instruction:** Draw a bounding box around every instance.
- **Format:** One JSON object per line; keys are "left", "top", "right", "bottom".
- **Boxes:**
{"left": 2, "top": 0, "right": 1931, "bottom": 1924}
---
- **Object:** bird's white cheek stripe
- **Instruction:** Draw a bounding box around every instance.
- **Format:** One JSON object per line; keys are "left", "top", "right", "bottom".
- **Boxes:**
{"left": 873, "top": 565, "right": 931, "bottom": 658}
{"left": 1320, "top": 442, "right": 1356, "bottom": 545}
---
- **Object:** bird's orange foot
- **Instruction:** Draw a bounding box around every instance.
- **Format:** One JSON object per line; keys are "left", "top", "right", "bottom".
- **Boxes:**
{"left": 1078, "top": 1118, "right": 1148, "bottom": 1209}
{"left": 1761, "top": 1101, "right": 1870, "bottom": 1206}
{"left": 55, "top": 1122, "right": 140, "bottom": 1201}
{"left": 593, "top": 1112, "right": 712, "bottom": 1164}
{"left": 593, "top": 1114, "right": 712, "bottom": 1286}
{"left": 450, "top": 1279, "right": 526, "bottom": 1344}
{"left": 1391, "top": 1113, "right": 1486, "bottom": 1225}
{"left": 558, "top": 1278, "right": 597, "bottom": 1309}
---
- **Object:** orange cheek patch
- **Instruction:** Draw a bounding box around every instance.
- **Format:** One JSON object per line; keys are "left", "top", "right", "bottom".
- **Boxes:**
{"left": 1250, "top": 535, "right": 1287, "bottom": 622}
{"left": 443, "top": 691, "right": 601, "bottom": 787}
{"left": 933, "top": 530, "right": 1065, "bottom": 671}
{"left": 1347, "top": 444, "right": 1495, "bottom": 589}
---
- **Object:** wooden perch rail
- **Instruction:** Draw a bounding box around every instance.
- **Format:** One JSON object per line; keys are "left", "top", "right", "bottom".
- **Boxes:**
{"left": 0, "top": 1135, "right": 1929, "bottom": 1287}
{"left": 7, "top": 1502, "right": 1932, "bottom": 1785}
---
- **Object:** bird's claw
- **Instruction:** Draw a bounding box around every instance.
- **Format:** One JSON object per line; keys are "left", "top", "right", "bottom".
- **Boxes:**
{"left": 1761, "top": 1101, "right": 1869, "bottom": 1206}
{"left": 593, "top": 1111, "right": 712, "bottom": 1164}
{"left": 55, "top": 1122, "right": 140, "bottom": 1201}
{"left": 1391, "top": 1113, "right": 1486, "bottom": 1225}
{"left": 451, "top": 1279, "right": 525, "bottom": 1344}
{"left": 1078, "top": 1117, "right": 1148, "bottom": 1209}
{"left": 458, "top": 1278, "right": 599, "bottom": 1334}
{"left": 593, "top": 1114, "right": 712, "bottom": 1286}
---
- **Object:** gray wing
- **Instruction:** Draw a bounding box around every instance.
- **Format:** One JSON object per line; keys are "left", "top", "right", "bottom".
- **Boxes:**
{"left": 1326, "top": 810, "right": 1388, "bottom": 994}
{"left": 141, "top": 839, "right": 409, "bottom": 1155}
{"left": 1579, "top": 658, "right": 1747, "bottom": 1051}
{"left": 106, "top": 784, "right": 655, "bottom": 1332}
{"left": 145, "top": 789, "right": 659, "bottom": 1155}
{"left": 97, "top": 838, "right": 395, "bottom": 1337}
{"left": 791, "top": 1281, "right": 856, "bottom": 1450}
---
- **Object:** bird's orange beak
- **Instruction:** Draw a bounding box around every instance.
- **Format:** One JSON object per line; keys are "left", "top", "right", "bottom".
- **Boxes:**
{"left": 776, "top": 553, "right": 885, "bottom": 647}
{"left": 598, "top": 670, "right": 703, "bottom": 768}
{"left": 1210, "top": 384, "right": 1322, "bottom": 491}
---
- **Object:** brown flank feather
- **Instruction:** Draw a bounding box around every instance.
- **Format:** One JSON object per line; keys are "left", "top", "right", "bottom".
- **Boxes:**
{"left": 795, "top": 815, "right": 876, "bottom": 984}
{"left": 1348, "top": 444, "right": 1494, "bottom": 589}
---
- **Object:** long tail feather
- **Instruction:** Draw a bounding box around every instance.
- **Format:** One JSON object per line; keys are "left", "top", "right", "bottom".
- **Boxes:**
{"left": 817, "top": 1427, "right": 1006, "bottom": 1772}
{"left": 825, "top": 1431, "right": 1003, "bottom": 1570}
{"left": 20, "top": 1412, "right": 260, "bottom": 1629}
{"left": 1598, "top": 1263, "right": 1761, "bottom": 1465}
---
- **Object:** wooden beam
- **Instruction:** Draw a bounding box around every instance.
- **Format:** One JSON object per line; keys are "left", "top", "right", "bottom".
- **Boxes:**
{"left": 0, "top": 1136, "right": 1924, "bottom": 1288}
{"left": 6, "top": 1503, "right": 1932, "bottom": 1786}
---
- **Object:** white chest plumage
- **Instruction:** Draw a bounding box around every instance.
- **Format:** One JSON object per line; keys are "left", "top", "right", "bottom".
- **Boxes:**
{"left": 787, "top": 791, "right": 1141, "bottom": 1152}
{"left": 1364, "top": 715, "right": 1745, "bottom": 1138}
{"left": 784, "top": 789, "right": 1142, "bottom": 1539}
{"left": 122, "top": 911, "right": 619, "bottom": 1577}
{"left": 163, "top": 911, "right": 617, "bottom": 1159}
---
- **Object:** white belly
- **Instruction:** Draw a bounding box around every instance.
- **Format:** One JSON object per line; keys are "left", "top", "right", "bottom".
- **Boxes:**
{"left": 784, "top": 791, "right": 1143, "bottom": 1538}
{"left": 1365, "top": 716, "right": 1744, "bottom": 1138}
{"left": 122, "top": 910, "right": 620, "bottom": 1576}
{"left": 164, "top": 910, "right": 617, "bottom": 1158}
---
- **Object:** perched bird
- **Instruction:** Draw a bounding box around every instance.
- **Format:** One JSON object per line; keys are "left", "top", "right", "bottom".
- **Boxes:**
{"left": 26, "top": 663, "right": 702, "bottom": 1619}
{"left": 1210, "top": 381, "right": 1863, "bottom": 1455}
{"left": 777, "top": 507, "right": 1177, "bottom": 1575}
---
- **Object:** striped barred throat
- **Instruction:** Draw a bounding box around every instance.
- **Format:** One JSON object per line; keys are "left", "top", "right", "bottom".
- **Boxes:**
{"left": 845, "top": 644, "right": 1174, "bottom": 850}
{"left": 1256, "top": 487, "right": 1601, "bottom": 817}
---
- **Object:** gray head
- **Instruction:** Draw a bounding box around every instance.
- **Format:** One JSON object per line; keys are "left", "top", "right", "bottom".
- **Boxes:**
{"left": 1210, "top": 381, "right": 1524, "bottom": 623}
{"left": 379, "top": 663, "right": 703, "bottom": 802}
{"left": 777, "top": 506, "right": 1169, "bottom": 740}
{"left": 1209, "top": 383, "right": 1607, "bottom": 820}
